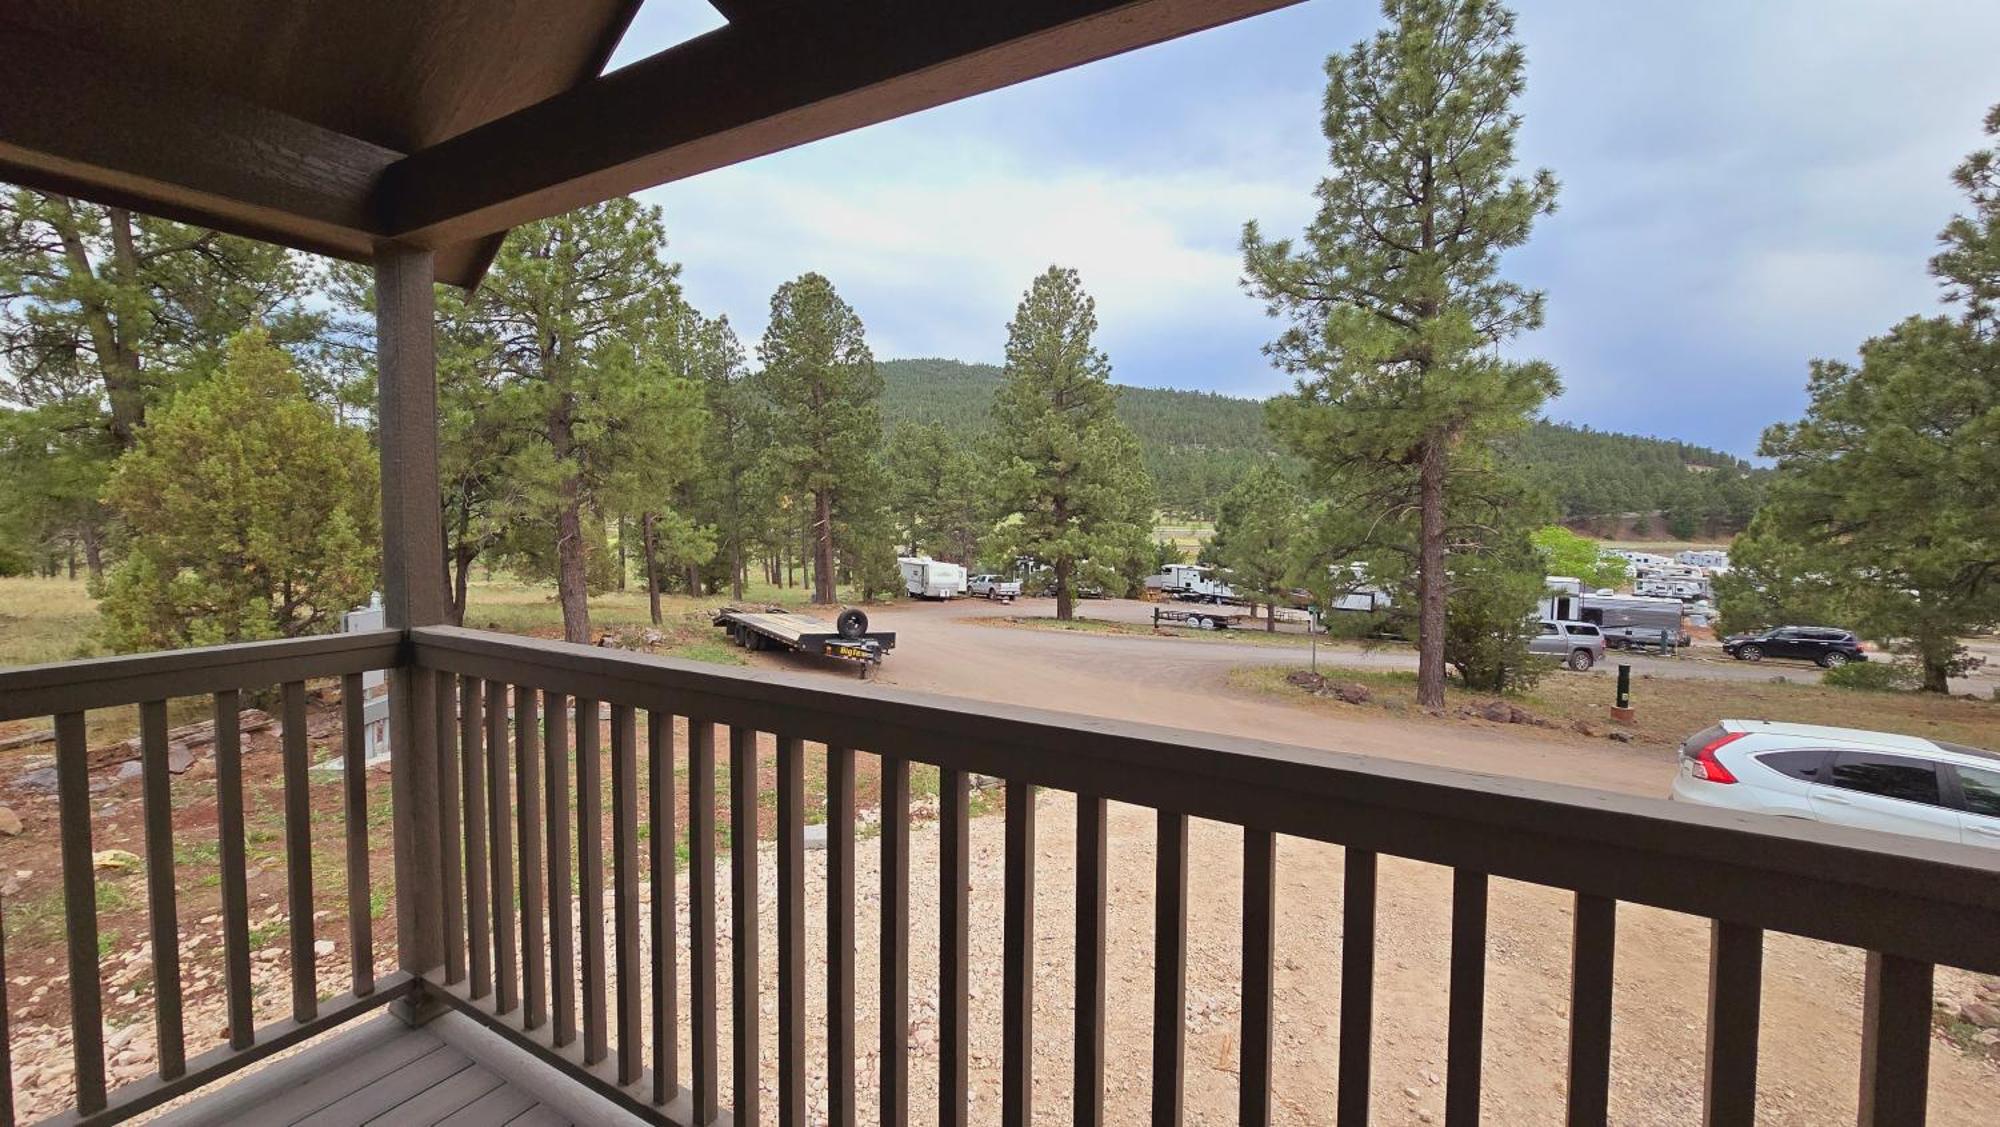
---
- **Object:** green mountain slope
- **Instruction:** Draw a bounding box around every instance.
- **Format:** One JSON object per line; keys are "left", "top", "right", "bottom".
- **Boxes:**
{"left": 878, "top": 357, "right": 1760, "bottom": 527}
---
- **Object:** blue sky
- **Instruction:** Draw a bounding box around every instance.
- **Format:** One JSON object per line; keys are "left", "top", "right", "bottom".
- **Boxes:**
{"left": 610, "top": 1, "right": 2000, "bottom": 458}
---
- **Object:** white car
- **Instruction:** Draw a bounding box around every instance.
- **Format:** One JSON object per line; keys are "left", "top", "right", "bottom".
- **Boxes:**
{"left": 1669, "top": 719, "right": 2000, "bottom": 848}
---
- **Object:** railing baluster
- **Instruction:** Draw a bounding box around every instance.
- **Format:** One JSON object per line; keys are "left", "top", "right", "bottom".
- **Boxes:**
{"left": 648, "top": 710, "right": 679, "bottom": 1105}
{"left": 612, "top": 706, "right": 643, "bottom": 1085}
{"left": 1445, "top": 869, "right": 1488, "bottom": 1126}
{"left": 1152, "top": 810, "right": 1187, "bottom": 1127}
{"left": 1857, "top": 951, "right": 1933, "bottom": 1126}
{"left": 1337, "top": 848, "right": 1377, "bottom": 1127}
{"left": 341, "top": 673, "right": 374, "bottom": 998}
{"left": 1566, "top": 894, "right": 1616, "bottom": 1127}
{"left": 55, "top": 710, "right": 106, "bottom": 1114}
{"left": 1240, "top": 828, "right": 1276, "bottom": 1127}
{"left": 1702, "top": 920, "right": 1761, "bottom": 1127}
{"left": 938, "top": 768, "right": 969, "bottom": 1127}
{"left": 516, "top": 686, "right": 545, "bottom": 1030}
{"left": 729, "top": 726, "right": 760, "bottom": 1122}
{"left": 461, "top": 676, "right": 490, "bottom": 999}
{"left": 545, "top": 692, "right": 577, "bottom": 1048}
{"left": 487, "top": 680, "right": 518, "bottom": 1014}
{"left": 139, "top": 699, "right": 185, "bottom": 1078}
{"left": 1002, "top": 780, "right": 1037, "bottom": 1127}
{"left": 438, "top": 677, "right": 465, "bottom": 986}
{"left": 827, "top": 744, "right": 856, "bottom": 1127}
{"left": 214, "top": 692, "right": 254, "bottom": 1050}
{"left": 690, "top": 721, "right": 719, "bottom": 1124}
{"left": 1074, "top": 794, "right": 1107, "bottom": 1127}
{"left": 777, "top": 735, "right": 805, "bottom": 1126}
{"left": 880, "top": 753, "right": 909, "bottom": 1126}
{"left": 0, "top": 884, "right": 12, "bottom": 1127}
{"left": 577, "top": 697, "right": 608, "bottom": 1065}
{"left": 281, "top": 680, "right": 317, "bottom": 1023}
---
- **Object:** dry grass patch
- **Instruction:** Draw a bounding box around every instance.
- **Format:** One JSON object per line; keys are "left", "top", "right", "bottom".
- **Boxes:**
{"left": 1231, "top": 662, "right": 1999, "bottom": 750}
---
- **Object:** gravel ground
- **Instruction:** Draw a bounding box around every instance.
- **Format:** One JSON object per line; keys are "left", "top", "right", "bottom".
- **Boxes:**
{"left": 673, "top": 787, "right": 1997, "bottom": 1126}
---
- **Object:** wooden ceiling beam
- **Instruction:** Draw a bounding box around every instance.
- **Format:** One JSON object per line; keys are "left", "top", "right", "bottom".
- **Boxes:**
{"left": 379, "top": 0, "right": 1301, "bottom": 246}
{"left": 0, "top": 21, "right": 399, "bottom": 264}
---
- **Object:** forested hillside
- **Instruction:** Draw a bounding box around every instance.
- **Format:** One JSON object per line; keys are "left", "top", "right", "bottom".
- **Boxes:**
{"left": 880, "top": 358, "right": 1762, "bottom": 527}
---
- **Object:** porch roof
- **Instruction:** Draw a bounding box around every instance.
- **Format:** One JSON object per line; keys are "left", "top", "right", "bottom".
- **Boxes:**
{"left": 0, "top": 0, "right": 1299, "bottom": 287}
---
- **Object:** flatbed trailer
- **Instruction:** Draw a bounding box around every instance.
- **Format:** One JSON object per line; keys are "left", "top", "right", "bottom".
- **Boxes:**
{"left": 713, "top": 607, "right": 896, "bottom": 678}
{"left": 1153, "top": 606, "right": 1247, "bottom": 631}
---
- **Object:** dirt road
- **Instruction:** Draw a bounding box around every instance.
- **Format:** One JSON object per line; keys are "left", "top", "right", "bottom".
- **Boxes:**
{"left": 708, "top": 595, "right": 1999, "bottom": 1124}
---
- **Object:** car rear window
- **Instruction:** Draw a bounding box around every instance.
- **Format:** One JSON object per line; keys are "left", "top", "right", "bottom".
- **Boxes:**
{"left": 1680, "top": 724, "right": 1728, "bottom": 757}
{"left": 1957, "top": 764, "right": 2000, "bottom": 818}
{"left": 1828, "top": 751, "right": 1942, "bottom": 807}
{"left": 1569, "top": 625, "right": 1601, "bottom": 636}
{"left": 1758, "top": 749, "right": 1831, "bottom": 782}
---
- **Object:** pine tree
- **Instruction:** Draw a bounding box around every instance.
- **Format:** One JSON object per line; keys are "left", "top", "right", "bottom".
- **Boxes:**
{"left": 757, "top": 273, "right": 881, "bottom": 606}
{"left": 1206, "top": 465, "right": 1301, "bottom": 631}
{"left": 96, "top": 331, "right": 377, "bottom": 650}
{"left": 989, "top": 267, "right": 1152, "bottom": 621}
{"left": 1725, "top": 104, "right": 2000, "bottom": 692}
{"left": 459, "top": 199, "right": 707, "bottom": 642}
{"left": 1243, "top": 0, "right": 1558, "bottom": 706}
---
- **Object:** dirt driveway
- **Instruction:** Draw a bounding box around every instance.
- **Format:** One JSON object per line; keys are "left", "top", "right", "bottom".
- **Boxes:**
{"left": 713, "top": 596, "right": 2000, "bottom": 1123}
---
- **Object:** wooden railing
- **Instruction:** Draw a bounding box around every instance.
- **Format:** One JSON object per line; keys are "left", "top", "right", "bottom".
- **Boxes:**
{"left": 0, "top": 631, "right": 410, "bottom": 1125}
{"left": 409, "top": 625, "right": 2000, "bottom": 1127}
{"left": 4, "top": 625, "right": 1999, "bottom": 1125}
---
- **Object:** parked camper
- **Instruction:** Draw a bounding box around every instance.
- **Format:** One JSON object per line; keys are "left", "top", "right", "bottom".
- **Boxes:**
{"left": 1542, "top": 590, "right": 1689, "bottom": 650}
{"left": 1676, "top": 549, "right": 1731, "bottom": 572}
{"left": 1324, "top": 563, "right": 1395, "bottom": 613}
{"left": 898, "top": 556, "right": 967, "bottom": 599}
{"left": 1144, "top": 563, "right": 1239, "bottom": 603}
{"left": 1635, "top": 576, "right": 1712, "bottom": 602}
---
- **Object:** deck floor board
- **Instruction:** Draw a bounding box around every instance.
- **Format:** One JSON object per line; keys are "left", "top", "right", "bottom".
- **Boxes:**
{"left": 149, "top": 1016, "right": 574, "bottom": 1127}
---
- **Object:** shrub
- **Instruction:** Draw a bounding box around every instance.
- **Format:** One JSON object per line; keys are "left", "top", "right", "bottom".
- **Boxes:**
{"left": 1822, "top": 660, "right": 1922, "bottom": 693}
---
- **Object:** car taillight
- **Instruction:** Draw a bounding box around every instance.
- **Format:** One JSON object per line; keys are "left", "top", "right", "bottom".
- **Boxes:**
{"left": 1687, "top": 731, "right": 1746, "bottom": 784}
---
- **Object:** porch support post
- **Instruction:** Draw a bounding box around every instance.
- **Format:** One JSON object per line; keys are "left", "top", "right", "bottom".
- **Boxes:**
{"left": 376, "top": 243, "right": 448, "bottom": 1018}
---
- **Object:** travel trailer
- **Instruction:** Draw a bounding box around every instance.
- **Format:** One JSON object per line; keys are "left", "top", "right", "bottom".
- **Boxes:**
{"left": 898, "top": 556, "right": 968, "bottom": 599}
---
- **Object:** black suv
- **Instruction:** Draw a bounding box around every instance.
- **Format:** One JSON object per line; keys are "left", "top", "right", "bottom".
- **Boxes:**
{"left": 1721, "top": 626, "right": 1867, "bottom": 668}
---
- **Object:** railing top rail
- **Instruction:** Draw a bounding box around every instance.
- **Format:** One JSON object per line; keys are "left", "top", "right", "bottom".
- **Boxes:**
{"left": 0, "top": 629, "right": 402, "bottom": 721}
{"left": 414, "top": 624, "right": 2000, "bottom": 973}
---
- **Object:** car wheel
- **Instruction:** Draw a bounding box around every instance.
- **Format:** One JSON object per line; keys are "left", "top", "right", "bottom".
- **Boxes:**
{"left": 1820, "top": 651, "right": 1848, "bottom": 669}
{"left": 1568, "top": 649, "right": 1594, "bottom": 672}
{"left": 1737, "top": 645, "right": 1763, "bottom": 663}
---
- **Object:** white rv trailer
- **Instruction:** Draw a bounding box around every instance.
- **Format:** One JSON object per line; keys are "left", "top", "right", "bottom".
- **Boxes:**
{"left": 897, "top": 556, "right": 968, "bottom": 599}
{"left": 1324, "top": 563, "right": 1395, "bottom": 613}
{"left": 1144, "top": 563, "right": 1240, "bottom": 603}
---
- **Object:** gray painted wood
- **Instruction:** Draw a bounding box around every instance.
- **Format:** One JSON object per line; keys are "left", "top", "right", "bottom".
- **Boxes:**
{"left": 462, "top": 675, "right": 491, "bottom": 1000}
{"left": 777, "top": 735, "right": 806, "bottom": 1126}
{"left": 376, "top": 244, "right": 446, "bottom": 982}
{"left": 1001, "top": 780, "right": 1036, "bottom": 1127}
{"left": 646, "top": 709, "right": 678, "bottom": 1104}
{"left": 1073, "top": 794, "right": 1106, "bottom": 1127}
{"left": 575, "top": 698, "right": 608, "bottom": 1066}
{"left": 342, "top": 673, "right": 375, "bottom": 997}
{"left": 282, "top": 681, "right": 317, "bottom": 1023}
{"left": 938, "top": 768, "right": 969, "bottom": 1127}
{"left": 610, "top": 705, "right": 643, "bottom": 1085}
{"left": 1703, "top": 920, "right": 1762, "bottom": 1127}
{"left": 1150, "top": 809, "right": 1186, "bottom": 1127}
{"left": 544, "top": 692, "right": 576, "bottom": 1048}
{"left": 826, "top": 743, "right": 855, "bottom": 1127}
{"left": 215, "top": 690, "right": 256, "bottom": 1051}
{"left": 1446, "top": 870, "right": 1488, "bottom": 1126}
{"left": 1567, "top": 894, "right": 1616, "bottom": 1127}
{"left": 1337, "top": 848, "right": 1377, "bottom": 1127}
{"left": 879, "top": 754, "right": 909, "bottom": 1126}
{"left": 516, "top": 687, "right": 547, "bottom": 1031}
{"left": 487, "top": 679, "right": 518, "bottom": 1015}
{"left": 140, "top": 698, "right": 186, "bottom": 1077}
{"left": 438, "top": 674, "right": 466, "bottom": 986}
{"left": 1857, "top": 952, "right": 1933, "bottom": 1127}
{"left": 58, "top": 710, "right": 107, "bottom": 1113}
{"left": 728, "top": 725, "right": 760, "bottom": 1123}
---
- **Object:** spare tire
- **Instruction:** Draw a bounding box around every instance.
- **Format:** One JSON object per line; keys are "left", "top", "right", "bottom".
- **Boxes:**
{"left": 836, "top": 608, "right": 869, "bottom": 639}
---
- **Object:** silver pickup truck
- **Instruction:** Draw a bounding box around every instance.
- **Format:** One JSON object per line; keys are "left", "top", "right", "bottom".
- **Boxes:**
{"left": 967, "top": 574, "right": 1022, "bottom": 600}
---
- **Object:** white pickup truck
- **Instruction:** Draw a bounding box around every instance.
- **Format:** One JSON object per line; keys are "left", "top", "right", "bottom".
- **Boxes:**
{"left": 967, "top": 574, "right": 1022, "bottom": 601}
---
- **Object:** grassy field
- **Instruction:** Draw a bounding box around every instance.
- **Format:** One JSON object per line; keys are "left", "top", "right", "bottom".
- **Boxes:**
{"left": 1230, "top": 662, "right": 2000, "bottom": 749}
{"left": 0, "top": 577, "right": 105, "bottom": 667}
